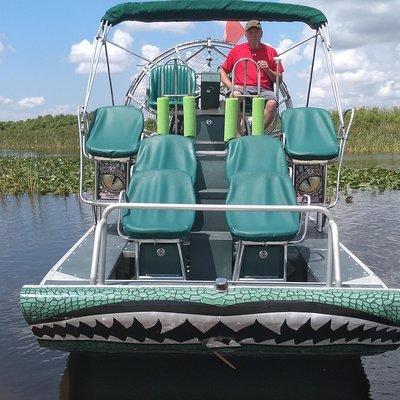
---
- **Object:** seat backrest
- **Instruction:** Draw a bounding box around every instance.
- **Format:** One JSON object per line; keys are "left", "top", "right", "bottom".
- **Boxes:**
{"left": 135, "top": 135, "right": 197, "bottom": 183}
{"left": 148, "top": 64, "right": 196, "bottom": 109}
{"left": 226, "top": 135, "right": 288, "bottom": 181}
{"left": 86, "top": 105, "right": 143, "bottom": 158}
{"left": 281, "top": 107, "right": 339, "bottom": 160}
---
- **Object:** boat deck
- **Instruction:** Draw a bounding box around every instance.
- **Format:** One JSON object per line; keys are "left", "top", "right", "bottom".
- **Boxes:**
{"left": 40, "top": 219, "right": 385, "bottom": 289}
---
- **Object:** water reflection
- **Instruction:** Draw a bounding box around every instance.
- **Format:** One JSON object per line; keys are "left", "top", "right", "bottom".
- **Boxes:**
{"left": 61, "top": 353, "right": 371, "bottom": 400}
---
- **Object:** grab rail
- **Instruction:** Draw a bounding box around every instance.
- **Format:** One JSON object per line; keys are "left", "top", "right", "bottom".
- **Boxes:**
{"left": 90, "top": 203, "right": 341, "bottom": 288}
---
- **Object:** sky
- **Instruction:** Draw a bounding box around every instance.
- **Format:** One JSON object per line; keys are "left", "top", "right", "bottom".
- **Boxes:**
{"left": 0, "top": 0, "right": 399, "bottom": 121}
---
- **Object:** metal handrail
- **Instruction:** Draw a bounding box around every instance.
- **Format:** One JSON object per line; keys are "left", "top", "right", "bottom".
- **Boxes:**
{"left": 89, "top": 203, "right": 341, "bottom": 288}
{"left": 328, "top": 107, "right": 355, "bottom": 208}
{"left": 231, "top": 57, "right": 261, "bottom": 97}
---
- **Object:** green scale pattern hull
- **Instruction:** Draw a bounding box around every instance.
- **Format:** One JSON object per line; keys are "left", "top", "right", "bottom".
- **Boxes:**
{"left": 21, "top": 286, "right": 400, "bottom": 355}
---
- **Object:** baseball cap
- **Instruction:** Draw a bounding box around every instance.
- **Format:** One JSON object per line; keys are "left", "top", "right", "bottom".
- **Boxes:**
{"left": 245, "top": 20, "right": 262, "bottom": 31}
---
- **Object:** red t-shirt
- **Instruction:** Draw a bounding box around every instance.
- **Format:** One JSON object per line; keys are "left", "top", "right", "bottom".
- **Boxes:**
{"left": 221, "top": 43, "right": 284, "bottom": 90}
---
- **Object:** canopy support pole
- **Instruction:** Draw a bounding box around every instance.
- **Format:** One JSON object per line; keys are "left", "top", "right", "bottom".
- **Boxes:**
{"left": 106, "top": 39, "right": 156, "bottom": 66}
{"left": 83, "top": 21, "right": 111, "bottom": 112}
{"left": 306, "top": 33, "right": 318, "bottom": 107}
{"left": 320, "top": 25, "right": 344, "bottom": 126}
{"left": 104, "top": 41, "right": 115, "bottom": 106}
{"left": 277, "top": 33, "right": 317, "bottom": 58}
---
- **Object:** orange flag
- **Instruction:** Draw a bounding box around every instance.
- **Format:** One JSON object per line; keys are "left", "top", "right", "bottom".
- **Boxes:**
{"left": 224, "top": 21, "right": 245, "bottom": 44}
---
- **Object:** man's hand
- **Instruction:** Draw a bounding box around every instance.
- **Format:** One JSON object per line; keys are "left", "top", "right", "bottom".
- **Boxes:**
{"left": 257, "top": 60, "right": 270, "bottom": 72}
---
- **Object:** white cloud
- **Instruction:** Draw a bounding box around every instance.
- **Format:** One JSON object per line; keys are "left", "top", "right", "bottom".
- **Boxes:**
{"left": 69, "top": 39, "right": 92, "bottom": 64}
{"left": 69, "top": 29, "right": 133, "bottom": 74}
{"left": 122, "top": 21, "right": 192, "bottom": 34}
{"left": 276, "top": 38, "right": 302, "bottom": 66}
{"left": 141, "top": 44, "right": 161, "bottom": 61}
{"left": 377, "top": 81, "right": 394, "bottom": 98}
{"left": 279, "top": 0, "right": 400, "bottom": 108}
{"left": 0, "top": 96, "right": 13, "bottom": 105}
{"left": 17, "top": 97, "right": 45, "bottom": 109}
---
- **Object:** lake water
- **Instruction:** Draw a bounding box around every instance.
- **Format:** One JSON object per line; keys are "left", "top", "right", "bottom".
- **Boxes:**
{"left": 0, "top": 192, "right": 399, "bottom": 399}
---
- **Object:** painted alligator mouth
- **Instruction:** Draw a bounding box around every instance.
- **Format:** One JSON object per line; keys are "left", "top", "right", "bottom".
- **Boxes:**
{"left": 32, "top": 311, "right": 400, "bottom": 346}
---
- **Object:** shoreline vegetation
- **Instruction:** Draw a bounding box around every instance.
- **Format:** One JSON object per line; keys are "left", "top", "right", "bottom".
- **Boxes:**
{"left": 0, "top": 108, "right": 399, "bottom": 195}
{"left": 0, "top": 157, "right": 399, "bottom": 196}
{"left": 0, "top": 107, "right": 399, "bottom": 154}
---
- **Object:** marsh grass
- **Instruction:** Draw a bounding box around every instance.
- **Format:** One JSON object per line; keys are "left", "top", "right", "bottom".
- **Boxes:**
{"left": 328, "top": 165, "right": 400, "bottom": 192}
{"left": 1, "top": 157, "right": 399, "bottom": 196}
{"left": 333, "top": 107, "right": 400, "bottom": 153}
{"left": 1, "top": 108, "right": 399, "bottom": 154}
{"left": 0, "top": 114, "right": 79, "bottom": 153}
{"left": 0, "top": 157, "right": 94, "bottom": 196}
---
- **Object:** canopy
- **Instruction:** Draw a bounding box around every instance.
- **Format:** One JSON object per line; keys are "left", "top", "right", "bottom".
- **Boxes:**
{"left": 102, "top": 1, "right": 327, "bottom": 30}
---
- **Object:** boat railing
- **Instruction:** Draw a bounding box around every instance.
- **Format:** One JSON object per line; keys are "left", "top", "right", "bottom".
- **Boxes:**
{"left": 90, "top": 203, "right": 341, "bottom": 287}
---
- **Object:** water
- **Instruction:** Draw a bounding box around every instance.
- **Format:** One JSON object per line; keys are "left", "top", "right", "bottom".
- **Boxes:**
{"left": 0, "top": 193, "right": 399, "bottom": 399}
{"left": 0, "top": 150, "right": 77, "bottom": 158}
{"left": 345, "top": 153, "right": 400, "bottom": 171}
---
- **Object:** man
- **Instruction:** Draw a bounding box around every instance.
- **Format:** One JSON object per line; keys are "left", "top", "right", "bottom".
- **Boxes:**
{"left": 220, "top": 20, "right": 283, "bottom": 134}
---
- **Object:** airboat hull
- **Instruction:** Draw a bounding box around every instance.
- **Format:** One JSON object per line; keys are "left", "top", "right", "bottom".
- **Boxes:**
{"left": 21, "top": 284, "right": 400, "bottom": 356}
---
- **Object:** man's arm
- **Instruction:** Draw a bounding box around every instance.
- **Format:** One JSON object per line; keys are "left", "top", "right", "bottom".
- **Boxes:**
{"left": 257, "top": 61, "right": 283, "bottom": 84}
{"left": 220, "top": 68, "right": 233, "bottom": 90}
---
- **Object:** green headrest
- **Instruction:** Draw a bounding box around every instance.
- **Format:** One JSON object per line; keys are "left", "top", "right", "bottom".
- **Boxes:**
{"left": 226, "top": 135, "right": 288, "bottom": 181}
{"left": 281, "top": 107, "right": 339, "bottom": 160}
{"left": 135, "top": 135, "right": 197, "bottom": 183}
{"left": 86, "top": 105, "right": 143, "bottom": 158}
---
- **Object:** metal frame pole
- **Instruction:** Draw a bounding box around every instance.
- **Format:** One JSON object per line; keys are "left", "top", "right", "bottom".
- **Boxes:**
{"left": 306, "top": 33, "right": 318, "bottom": 107}
{"left": 104, "top": 41, "right": 115, "bottom": 106}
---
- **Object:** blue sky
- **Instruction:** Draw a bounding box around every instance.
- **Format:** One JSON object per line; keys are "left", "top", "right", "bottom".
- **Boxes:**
{"left": 1, "top": 1, "right": 399, "bottom": 121}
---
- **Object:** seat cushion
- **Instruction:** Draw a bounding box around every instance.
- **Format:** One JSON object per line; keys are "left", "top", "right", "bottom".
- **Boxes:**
{"left": 226, "top": 172, "right": 299, "bottom": 241}
{"left": 122, "top": 170, "right": 195, "bottom": 239}
{"left": 226, "top": 135, "right": 288, "bottom": 181}
{"left": 86, "top": 106, "right": 143, "bottom": 158}
{"left": 135, "top": 135, "right": 197, "bottom": 183}
{"left": 281, "top": 107, "right": 339, "bottom": 160}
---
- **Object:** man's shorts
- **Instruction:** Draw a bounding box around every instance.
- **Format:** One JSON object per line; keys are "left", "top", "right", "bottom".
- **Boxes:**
{"left": 233, "top": 85, "right": 278, "bottom": 103}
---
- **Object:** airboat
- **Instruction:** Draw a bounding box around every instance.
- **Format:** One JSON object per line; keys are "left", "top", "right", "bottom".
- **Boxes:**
{"left": 21, "top": 0, "right": 400, "bottom": 356}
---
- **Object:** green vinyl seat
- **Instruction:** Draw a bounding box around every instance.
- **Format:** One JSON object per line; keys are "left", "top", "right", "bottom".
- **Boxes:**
{"left": 85, "top": 105, "right": 144, "bottom": 158}
{"left": 226, "top": 135, "right": 288, "bottom": 181}
{"left": 135, "top": 134, "right": 197, "bottom": 183}
{"left": 122, "top": 170, "right": 195, "bottom": 239}
{"left": 226, "top": 172, "right": 299, "bottom": 242}
{"left": 147, "top": 64, "right": 196, "bottom": 110}
{"left": 281, "top": 107, "right": 339, "bottom": 160}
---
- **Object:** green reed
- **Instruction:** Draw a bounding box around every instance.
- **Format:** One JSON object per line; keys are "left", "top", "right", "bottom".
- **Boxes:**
{"left": 333, "top": 107, "right": 400, "bottom": 154}
{"left": 0, "top": 157, "right": 93, "bottom": 196}
{"left": 1, "top": 157, "right": 399, "bottom": 196}
{"left": 1, "top": 108, "right": 399, "bottom": 154}
{"left": 0, "top": 114, "right": 79, "bottom": 153}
